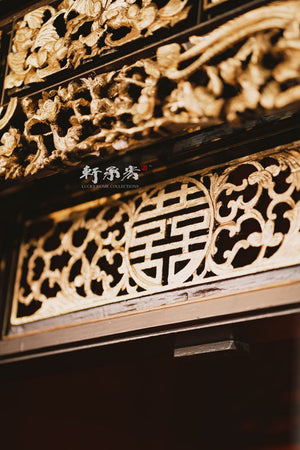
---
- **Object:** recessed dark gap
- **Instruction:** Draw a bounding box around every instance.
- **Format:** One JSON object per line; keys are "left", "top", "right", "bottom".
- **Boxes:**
{"left": 17, "top": 299, "right": 42, "bottom": 318}
{"left": 53, "top": 13, "right": 67, "bottom": 38}
{"left": 107, "top": 26, "right": 132, "bottom": 42}
{"left": 69, "top": 260, "right": 82, "bottom": 282}
{"left": 175, "top": 259, "right": 190, "bottom": 274}
{"left": 41, "top": 279, "right": 61, "bottom": 297}
{"left": 177, "top": 216, "right": 206, "bottom": 228}
{"left": 139, "top": 204, "right": 156, "bottom": 213}
{"left": 32, "top": 257, "right": 45, "bottom": 280}
{"left": 97, "top": 253, "right": 123, "bottom": 288}
{"left": 163, "top": 197, "right": 180, "bottom": 207}
{"left": 143, "top": 267, "right": 157, "bottom": 278}
{"left": 136, "top": 227, "right": 161, "bottom": 238}
{"left": 91, "top": 279, "right": 104, "bottom": 296}
{"left": 50, "top": 251, "right": 71, "bottom": 271}
{"left": 188, "top": 242, "right": 206, "bottom": 252}
{"left": 76, "top": 285, "right": 86, "bottom": 297}
{"left": 72, "top": 228, "right": 88, "bottom": 247}
{"left": 84, "top": 240, "right": 98, "bottom": 263}
{"left": 44, "top": 230, "right": 61, "bottom": 252}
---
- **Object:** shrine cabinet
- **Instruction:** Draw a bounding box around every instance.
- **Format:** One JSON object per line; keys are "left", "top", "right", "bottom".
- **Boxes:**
{"left": 0, "top": 0, "right": 299, "bottom": 448}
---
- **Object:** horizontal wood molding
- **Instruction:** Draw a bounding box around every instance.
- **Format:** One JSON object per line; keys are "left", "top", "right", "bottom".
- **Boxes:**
{"left": 0, "top": 277, "right": 300, "bottom": 361}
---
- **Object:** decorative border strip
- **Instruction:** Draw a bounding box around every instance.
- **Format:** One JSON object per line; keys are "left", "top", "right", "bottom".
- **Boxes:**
{"left": 1, "top": 1, "right": 300, "bottom": 181}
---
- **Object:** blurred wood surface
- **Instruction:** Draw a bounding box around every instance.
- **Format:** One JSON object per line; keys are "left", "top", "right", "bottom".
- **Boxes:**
{"left": 1, "top": 314, "right": 300, "bottom": 449}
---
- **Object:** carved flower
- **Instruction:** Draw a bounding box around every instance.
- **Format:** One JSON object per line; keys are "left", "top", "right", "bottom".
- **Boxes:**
{"left": 248, "top": 169, "right": 274, "bottom": 189}
{"left": 14, "top": 27, "right": 34, "bottom": 52}
{"left": 247, "top": 221, "right": 283, "bottom": 247}
{"left": 0, "top": 127, "right": 21, "bottom": 157}
{"left": 136, "top": 6, "right": 157, "bottom": 30}
{"left": 156, "top": 43, "right": 181, "bottom": 73}
{"left": 26, "top": 48, "right": 48, "bottom": 69}
{"left": 38, "top": 97, "right": 60, "bottom": 122}
{"left": 71, "top": 0, "right": 101, "bottom": 17}
{"left": 127, "top": 4, "right": 139, "bottom": 19}
{"left": 133, "top": 89, "right": 155, "bottom": 122}
{"left": 24, "top": 6, "right": 56, "bottom": 30}
{"left": 53, "top": 38, "right": 69, "bottom": 61}
{"left": 21, "top": 97, "right": 37, "bottom": 119}
{"left": 7, "top": 52, "right": 27, "bottom": 75}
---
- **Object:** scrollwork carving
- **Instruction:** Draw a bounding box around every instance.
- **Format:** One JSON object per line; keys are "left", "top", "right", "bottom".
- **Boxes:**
{"left": 5, "top": 0, "right": 191, "bottom": 90}
{"left": 11, "top": 144, "right": 300, "bottom": 324}
{"left": 2, "top": 1, "right": 300, "bottom": 181}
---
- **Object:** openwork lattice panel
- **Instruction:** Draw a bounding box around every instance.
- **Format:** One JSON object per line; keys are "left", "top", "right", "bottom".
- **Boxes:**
{"left": 11, "top": 144, "right": 300, "bottom": 324}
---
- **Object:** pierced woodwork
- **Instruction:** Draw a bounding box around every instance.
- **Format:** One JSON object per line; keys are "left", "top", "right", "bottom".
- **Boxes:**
{"left": 4, "top": 0, "right": 191, "bottom": 91}
{"left": 11, "top": 143, "right": 300, "bottom": 324}
{"left": 1, "top": 1, "right": 300, "bottom": 181}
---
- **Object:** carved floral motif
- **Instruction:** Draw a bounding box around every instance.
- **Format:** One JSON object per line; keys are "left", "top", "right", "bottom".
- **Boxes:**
{"left": 5, "top": 0, "right": 191, "bottom": 90}
{"left": 11, "top": 144, "right": 300, "bottom": 324}
{"left": 2, "top": 1, "right": 300, "bottom": 180}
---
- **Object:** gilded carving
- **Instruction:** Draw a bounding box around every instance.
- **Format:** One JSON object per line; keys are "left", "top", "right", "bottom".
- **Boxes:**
{"left": 2, "top": 1, "right": 300, "bottom": 181}
{"left": 5, "top": 0, "right": 191, "bottom": 90}
{"left": 11, "top": 144, "right": 300, "bottom": 324}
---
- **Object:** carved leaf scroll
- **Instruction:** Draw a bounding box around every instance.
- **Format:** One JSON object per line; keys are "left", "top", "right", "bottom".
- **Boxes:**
{"left": 11, "top": 143, "right": 300, "bottom": 324}
{"left": 5, "top": 0, "right": 191, "bottom": 90}
{"left": 2, "top": 1, "right": 300, "bottom": 181}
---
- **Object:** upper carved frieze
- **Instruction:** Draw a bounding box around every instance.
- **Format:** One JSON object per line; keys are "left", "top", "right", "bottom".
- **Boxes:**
{"left": 4, "top": 0, "right": 191, "bottom": 90}
{"left": 1, "top": 1, "right": 300, "bottom": 180}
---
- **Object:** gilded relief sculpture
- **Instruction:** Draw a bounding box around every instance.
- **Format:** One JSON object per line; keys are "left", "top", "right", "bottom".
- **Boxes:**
{"left": 11, "top": 144, "right": 300, "bottom": 323}
{"left": 5, "top": 0, "right": 191, "bottom": 90}
{"left": 1, "top": 1, "right": 300, "bottom": 180}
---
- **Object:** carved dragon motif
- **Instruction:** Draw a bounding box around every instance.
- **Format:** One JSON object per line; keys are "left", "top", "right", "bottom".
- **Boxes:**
{"left": 5, "top": 0, "right": 191, "bottom": 90}
{"left": 1, "top": 1, "right": 300, "bottom": 180}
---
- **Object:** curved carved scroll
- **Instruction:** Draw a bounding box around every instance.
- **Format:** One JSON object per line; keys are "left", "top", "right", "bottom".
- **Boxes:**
{"left": 5, "top": 0, "right": 191, "bottom": 90}
{"left": 11, "top": 143, "right": 300, "bottom": 324}
{"left": 2, "top": 0, "right": 300, "bottom": 181}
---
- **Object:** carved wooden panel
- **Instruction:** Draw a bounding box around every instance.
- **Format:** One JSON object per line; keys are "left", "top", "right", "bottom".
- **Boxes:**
{"left": 4, "top": 0, "right": 191, "bottom": 91}
{"left": 1, "top": 1, "right": 300, "bottom": 181}
{"left": 11, "top": 143, "right": 300, "bottom": 324}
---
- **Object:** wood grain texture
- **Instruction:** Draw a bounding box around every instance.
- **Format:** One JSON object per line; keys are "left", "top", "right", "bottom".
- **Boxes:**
{"left": 2, "top": 1, "right": 300, "bottom": 180}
